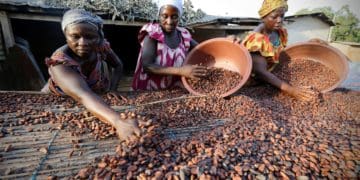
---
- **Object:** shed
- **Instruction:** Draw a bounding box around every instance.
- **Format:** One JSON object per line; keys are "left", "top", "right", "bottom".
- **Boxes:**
{"left": 0, "top": 0, "right": 152, "bottom": 91}
{"left": 284, "top": 12, "right": 335, "bottom": 44}
{"left": 188, "top": 15, "right": 261, "bottom": 42}
{"left": 189, "top": 13, "right": 335, "bottom": 44}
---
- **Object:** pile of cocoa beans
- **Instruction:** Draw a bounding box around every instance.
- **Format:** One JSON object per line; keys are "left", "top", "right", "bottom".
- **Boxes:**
{"left": 0, "top": 84, "right": 359, "bottom": 179}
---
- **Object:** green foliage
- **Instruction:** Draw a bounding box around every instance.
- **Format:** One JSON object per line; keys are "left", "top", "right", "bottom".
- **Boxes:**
{"left": 181, "top": 0, "right": 206, "bottom": 25}
{"left": 332, "top": 5, "right": 360, "bottom": 42}
{"left": 295, "top": 5, "right": 360, "bottom": 43}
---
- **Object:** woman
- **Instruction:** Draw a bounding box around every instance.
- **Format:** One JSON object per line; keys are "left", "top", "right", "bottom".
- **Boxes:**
{"left": 132, "top": 0, "right": 208, "bottom": 90}
{"left": 241, "top": 0, "right": 319, "bottom": 101}
{"left": 41, "top": 9, "right": 140, "bottom": 140}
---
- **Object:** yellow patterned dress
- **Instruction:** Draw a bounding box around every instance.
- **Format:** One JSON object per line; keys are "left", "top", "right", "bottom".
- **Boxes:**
{"left": 242, "top": 27, "right": 288, "bottom": 71}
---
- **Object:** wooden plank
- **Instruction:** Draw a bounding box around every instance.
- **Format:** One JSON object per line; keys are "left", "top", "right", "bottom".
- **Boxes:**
{"left": 0, "top": 11, "right": 15, "bottom": 53}
{"left": 7, "top": 13, "right": 146, "bottom": 27}
{"left": 0, "top": 108, "right": 120, "bottom": 179}
{"left": 194, "top": 24, "right": 256, "bottom": 30}
{"left": 0, "top": 91, "right": 47, "bottom": 94}
{"left": 0, "top": 93, "right": 227, "bottom": 179}
{"left": 8, "top": 13, "right": 61, "bottom": 22}
{"left": 163, "top": 118, "right": 232, "bottom": 140}
{"left": 117, "top": 75, "right": 134, "bottom": 92}
{"left": 0, "top": 32, "right": 5, "bottom": 61}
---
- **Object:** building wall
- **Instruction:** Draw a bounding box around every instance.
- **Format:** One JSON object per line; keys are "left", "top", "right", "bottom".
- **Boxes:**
{"left": 330, "top": 42, "right": 360, "bottom": 61}
{"left": 191, "top": 29, "right": 226, "bottom": 43}
{"left": 285, "top": 16, "right": 331, "bottom": 44}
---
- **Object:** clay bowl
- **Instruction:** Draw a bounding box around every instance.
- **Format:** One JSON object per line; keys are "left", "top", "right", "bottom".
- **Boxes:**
{"left": 279, "top": 42, "right": 349, "bottom": 93}
{"left": 181, "top": 38, "right": 252, "bottom": 97}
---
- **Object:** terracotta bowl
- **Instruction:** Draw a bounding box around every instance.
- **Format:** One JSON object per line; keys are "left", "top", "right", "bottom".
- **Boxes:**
{"left": 279, "top": 42, "right": 349, "bottom": 93}
{"left": 181, "top": 38, "right": 252, "bottom": 97}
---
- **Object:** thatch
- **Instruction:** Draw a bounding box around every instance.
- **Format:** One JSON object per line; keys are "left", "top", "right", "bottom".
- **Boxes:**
{"left": 44, "top": 0, "right": 158, "bottom": 22}
{"left": 0, "top": 0, "right": 205, "bottom": 24}
{"left": 43, "top": 0, "right": 205, "bottom": 24}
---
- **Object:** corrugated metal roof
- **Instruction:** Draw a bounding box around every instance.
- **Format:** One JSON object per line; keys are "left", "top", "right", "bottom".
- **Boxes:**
{"left": 188, "top": 15, "right": 261, "bottom": 28}
{"left": 0, "top": 0, "right": 155, "bottom": 23}
{"left": 0, "top": 0, "right": 52, "bottom": 8}
{"left": 285, "top": 12, "right": 335, "bottom": 26}
{"left": 189, "top": 12, "right": 335, "bottom": 28}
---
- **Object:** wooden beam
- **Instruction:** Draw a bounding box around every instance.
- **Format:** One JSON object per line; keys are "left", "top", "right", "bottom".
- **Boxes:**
{"left": 8, "top": 12, "right": 61, "bottom": 22}
{"left": 0, "top": 11, "right": 15, "bottom": 53}
{"left": 194, "top": 25, "right": 256, "bottom": 30}
{"left": 7, "top": 12, "right": 146, "bottom": 26}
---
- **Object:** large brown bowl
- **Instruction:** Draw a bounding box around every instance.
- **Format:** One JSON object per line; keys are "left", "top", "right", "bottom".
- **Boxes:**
{"left": 279, "top": 42, "right": 349, "bottom": 93}
{"left": 181, "top": 38, "right": 252, "bottom": 97}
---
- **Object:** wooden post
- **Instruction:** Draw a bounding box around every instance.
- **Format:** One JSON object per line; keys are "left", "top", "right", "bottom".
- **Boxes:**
{"left": 0, "top": 11, "right": 15, "bottom": 54}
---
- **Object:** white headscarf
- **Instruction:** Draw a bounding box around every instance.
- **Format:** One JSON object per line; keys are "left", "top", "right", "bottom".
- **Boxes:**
{"left": 158, "top": 0, "right": 184, "bottom": 16}
{"left": 61, "top": 9, "right": 104, "bottom": 39}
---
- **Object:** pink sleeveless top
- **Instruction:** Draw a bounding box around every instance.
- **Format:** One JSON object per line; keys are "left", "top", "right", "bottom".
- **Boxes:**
{"left": 132, "top": 23, "right": 192, "bottom": 90}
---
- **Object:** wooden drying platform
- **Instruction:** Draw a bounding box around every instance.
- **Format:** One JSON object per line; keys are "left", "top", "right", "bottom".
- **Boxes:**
{"left": 0, "top": 91, "right": 123, "bottom": 179}
{"left": 0, "top": 91, "right": 229, "bottom": 179}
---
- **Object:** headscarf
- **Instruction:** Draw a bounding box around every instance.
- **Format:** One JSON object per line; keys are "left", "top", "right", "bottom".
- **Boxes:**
{"left": 61, "top": 9, "right": 104, "bottom": 39}
{"left": 158, "top": 0, "right": 184, "bottom": 16}
{"left": 258, "top": 0, "right": 288, "bottom": 18}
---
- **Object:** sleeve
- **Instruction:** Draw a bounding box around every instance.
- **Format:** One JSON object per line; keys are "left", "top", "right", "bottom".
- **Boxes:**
{"left": 96, "top": 39, "right": 111, "bottom": 53}
{"left": 45, "top": 50, "right": 79, "bottom": 67}
{"left": 242, "top": 32, "right": 275, "bottom": 58}
{"left": 138, "top": 23, "right": 165, "bottom": 43}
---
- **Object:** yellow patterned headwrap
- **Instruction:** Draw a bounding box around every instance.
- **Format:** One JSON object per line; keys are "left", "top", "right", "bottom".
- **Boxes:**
{"left": 258, "top": 0, "right": 288, "bottom": 18}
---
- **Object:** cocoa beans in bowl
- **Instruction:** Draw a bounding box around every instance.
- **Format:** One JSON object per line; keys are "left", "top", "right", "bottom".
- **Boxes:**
{"left": 278, "top": 42, "right": 349, "bottom": 93}
{"left": 181, "top": 38, "right": 252, "bottom": 97}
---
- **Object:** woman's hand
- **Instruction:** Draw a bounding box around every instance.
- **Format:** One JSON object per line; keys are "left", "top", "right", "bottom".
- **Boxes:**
{"left": 113, "top": 118, "right": 141, "bottom": 141}
{"left": 285, "top": 86, "right": 319, "bottom": 101}
{"left": 96, "top": 39, "right": 111, "bottom": 52}
{"left": 180, "top": 65, "right": 208, "bottom": 79}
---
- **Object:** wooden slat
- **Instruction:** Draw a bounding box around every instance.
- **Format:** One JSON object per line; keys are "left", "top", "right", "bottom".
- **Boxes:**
{"left": 0, "top": 92, "right": 229, "bottom": 179}
{"left": 194, "top": 24, "right": 257, "bottom": 30}
{"left": 0, "top": 35, "right": 5, "bottom": 61}
{"left": 117, "top": 75, "right": 134, "bottom": 92}
{"left": 0, "top": 11, "right": 15, "bottom": 53}
{"left": 0, "top": 103, "right": 120, "bottom": 179}
{"left": 7, "top": 13, "right": 146, "bottom": 27}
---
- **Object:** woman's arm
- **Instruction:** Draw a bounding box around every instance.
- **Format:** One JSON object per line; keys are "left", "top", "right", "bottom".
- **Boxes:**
{"left": 141, "top": 35, "right": 207, "bottom": 79}
{"left": 141, "top": 35, "right": 181, "bottom": 75}
{"left": 49, "top": 65, "right": 139, "bottom": 139}
{"left": 252, "top": 54, "right": 288, "bottom": 89}
{"left": 251, "top": 53, "right": 315, "bottom": 101}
